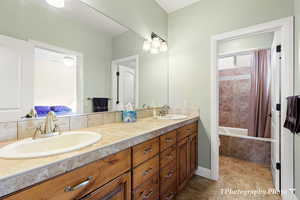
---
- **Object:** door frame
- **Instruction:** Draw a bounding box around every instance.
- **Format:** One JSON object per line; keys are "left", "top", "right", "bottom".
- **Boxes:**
{"left": 29, "top": 40, "right": 84, "bottom": 114}
{"left": 210, "top": 17, "right": 294, "bottom": 199}
{"left": 111, "top": 55, "right": 139, "bottom": 110}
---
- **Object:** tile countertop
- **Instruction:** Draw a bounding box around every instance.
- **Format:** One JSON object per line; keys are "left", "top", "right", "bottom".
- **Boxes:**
{"left": 0, "top": 114, "right": 199, "bottom": 197}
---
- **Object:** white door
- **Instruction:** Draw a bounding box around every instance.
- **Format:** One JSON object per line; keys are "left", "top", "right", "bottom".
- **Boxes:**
{"left": 0, "top": 35, "right": 34, "bottom": 121}
{"left": 111, "top": 64, "right": 136, "bottom": 110}
{"left": 270, "top": 31, "right": 281, "bottom": 192}
{"left": 118, "top": 65, "right": 135, "bottom": 107}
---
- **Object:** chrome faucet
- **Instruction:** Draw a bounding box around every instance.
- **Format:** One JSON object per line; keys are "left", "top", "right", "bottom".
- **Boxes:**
{"left": 158, "top": 105, "right": 170, "bottom": 116}
{"left": 33, "top": 111, "right": 60, "bottom": 139}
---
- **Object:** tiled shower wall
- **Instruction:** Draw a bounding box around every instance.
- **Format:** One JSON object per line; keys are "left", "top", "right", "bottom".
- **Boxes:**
{"left": 0, "top": 108, "right": 159, "bottom": 143}
{"left": 219, "top": 67, "right": 251, "bottom": 129}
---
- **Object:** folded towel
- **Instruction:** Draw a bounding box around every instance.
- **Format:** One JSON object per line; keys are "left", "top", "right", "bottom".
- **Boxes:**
{"left": 284, "top": 96, "right": 300, "bottom": 133}
{"left": 92, "top": 98, "right": 109, "bottom": 112}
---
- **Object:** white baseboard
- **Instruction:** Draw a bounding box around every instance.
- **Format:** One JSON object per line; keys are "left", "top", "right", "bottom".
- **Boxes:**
{"left": 195, "top": 166, "right": 212, "bottom": 180}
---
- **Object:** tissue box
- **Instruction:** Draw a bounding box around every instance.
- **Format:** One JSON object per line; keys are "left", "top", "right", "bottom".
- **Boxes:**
{"left": 122, "top": 111, "right": 137, "bottom": 123}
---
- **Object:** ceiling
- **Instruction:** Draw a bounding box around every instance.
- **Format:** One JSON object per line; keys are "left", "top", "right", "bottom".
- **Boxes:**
{"left": 32, "top": 0, "right": 128, "bottom": 36}
{"left": 155, "top": 0, "right": 201, "bottom": 13}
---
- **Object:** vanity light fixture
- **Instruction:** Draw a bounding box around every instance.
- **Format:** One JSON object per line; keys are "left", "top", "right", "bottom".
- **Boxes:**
{"left": 143, "top": 39, "right": 152, "bottom": 51}
{"left": 46, "top": 0, "right": 65, "bottom": 8}
{"left": 152, "top": 37, "right": 161, "bottom": 48}
{"left": 142, "top": 32, "right": 168, "bottom": 54}
{"left": 160, "top": 42, "right": 168, "bottom": 52}
{"left": 63, "top": 56, "right": 75, "bottom": 67}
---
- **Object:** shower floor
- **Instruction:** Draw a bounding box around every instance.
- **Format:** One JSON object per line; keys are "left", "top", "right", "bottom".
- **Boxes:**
{"left": 176, "top": 156, "right": 280, "bottom": 200}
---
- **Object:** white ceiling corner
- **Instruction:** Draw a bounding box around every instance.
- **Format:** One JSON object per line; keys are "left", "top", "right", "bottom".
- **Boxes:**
{"left": 155, "top": 0, "right": 202, "bottom": 13}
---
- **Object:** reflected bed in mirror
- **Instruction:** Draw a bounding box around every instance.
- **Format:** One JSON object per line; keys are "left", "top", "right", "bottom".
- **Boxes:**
{"left": 0, "top": 0, "right": 169, "bottom": 121}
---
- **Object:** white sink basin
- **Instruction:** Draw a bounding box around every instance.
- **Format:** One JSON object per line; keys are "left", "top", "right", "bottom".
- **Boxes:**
{"left": 158, "top": 114, "right": 187, "bottom": 120}
{"left": 0, "top": 131, "right": 101, "bottom": 159}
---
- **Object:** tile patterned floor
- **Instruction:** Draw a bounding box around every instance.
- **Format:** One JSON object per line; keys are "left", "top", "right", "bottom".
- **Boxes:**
{"left": 176, "top": 156, "right": 281, "bottom": 200}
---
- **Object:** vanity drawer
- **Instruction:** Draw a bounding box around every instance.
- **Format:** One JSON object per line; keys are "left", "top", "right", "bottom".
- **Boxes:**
{"left": 177, "top": 123, "right": 197, "bottom": 141}
{"left": 133, "top": 155, "right": 159, "bottom": 189}
{"left": 160, "top": 130, "right": 177, "bottom": 152}
{"left": 160, "top": 181, "right": 177, "bottom": 200}
{"left": 4, "top": 149, "right": 131, "bottom": 200}
{"left": 160, "top": 160, "right": 177, "bottom": 194}
{"left": 160, "top": 145, "right": 176, "bottom": 168}
{"left": 132, "top": 138, "right": 159, "bottom": 167}
{"left": 133, "top": 174, "right": 159, "bottom": 200}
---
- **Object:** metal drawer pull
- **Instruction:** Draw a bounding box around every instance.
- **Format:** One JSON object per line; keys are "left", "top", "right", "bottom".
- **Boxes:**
{"left": 64, "top": 176, "right": 93, "bottom": 192}
{"left": 165, "top": 192, "right": 174, "bottom": 200}
{"left": 143, "top": 168, "right": 153, "bottom": 176}
{"left": 165, "top": 138, "right": 173, "bottom": 142}
{"left": 143, "top": 190, "right": 153, "bottom": 199}
{"left": 165, "top": 170, "right": 174, "bottom": 178}
{"left": 143, "top": 147, "right": 152, "bottom": 154}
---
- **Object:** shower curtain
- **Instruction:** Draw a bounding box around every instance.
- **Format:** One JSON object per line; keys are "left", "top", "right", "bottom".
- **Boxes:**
{"left": 248, "top": 49, "right": 271, "bottom": 138}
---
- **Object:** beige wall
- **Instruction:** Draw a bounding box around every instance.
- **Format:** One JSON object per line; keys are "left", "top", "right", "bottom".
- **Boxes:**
{"left": 80, "top": 0, "right": 168, "bottom": 40}
{"left": 112, "top": 31, "right": 169, "bottom": 107}
{"left": 294, "top": 0, "right": 300, "bottom": 198}
{"left": 168, "top": 0, "right": 294, "bottom": 168}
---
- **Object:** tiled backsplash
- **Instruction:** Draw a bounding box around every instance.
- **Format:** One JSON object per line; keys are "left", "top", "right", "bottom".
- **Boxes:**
{"left": 0, "top": 108, "right": 160, "bottom": 142}
{"left": 0, "top": 122, "right": 17, "bottom": 141}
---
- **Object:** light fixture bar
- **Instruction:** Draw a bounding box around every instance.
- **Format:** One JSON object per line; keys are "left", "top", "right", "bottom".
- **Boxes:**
{"left": 151, "top": 32, "right": 167, "bottom": 43}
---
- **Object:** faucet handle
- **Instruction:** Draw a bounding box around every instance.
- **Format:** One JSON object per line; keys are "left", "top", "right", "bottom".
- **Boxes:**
{"left": 53, "top": 124, "right": 61, "bottom": 134}
{"left": 33, "top": 126, "right": 43, "bottom": 139}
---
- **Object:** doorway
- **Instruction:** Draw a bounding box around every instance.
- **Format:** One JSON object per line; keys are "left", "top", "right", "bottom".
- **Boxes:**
{"left": 210, "top": 17, "right": 294, "bottom": 199}
{"left": 111, "top": 55, "right": 139, "bottom": 110}
{"left": 30, "top": 40, "right": 84, "bottom": 115}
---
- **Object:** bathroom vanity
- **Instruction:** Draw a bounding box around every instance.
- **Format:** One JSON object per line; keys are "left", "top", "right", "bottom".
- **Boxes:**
{"left": 0, "top": 116, "right": 198, "bottom": 200}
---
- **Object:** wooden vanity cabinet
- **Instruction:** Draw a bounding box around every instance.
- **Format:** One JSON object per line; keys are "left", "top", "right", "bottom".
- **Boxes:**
{"left": 3, "top": 121, "right": 198, "bottom": 200}
{"left": 177, "top": 137, "right": 190, "bottom": 191}
{"left": 3, "top": 149, "right": 131, "bottom": 200}
{"left": 80, "top": 172, "right": 131, "bottom": 200}
{"left": 176, "top": 122, "right": 198, "bottom": 192}
{"left": 189, "top": 133, "right": 198, "bottom": 177}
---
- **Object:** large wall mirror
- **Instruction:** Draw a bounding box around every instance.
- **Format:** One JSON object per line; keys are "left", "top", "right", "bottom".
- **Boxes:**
{"left": 0, "top": 0, "right": 169, "bottom": 121}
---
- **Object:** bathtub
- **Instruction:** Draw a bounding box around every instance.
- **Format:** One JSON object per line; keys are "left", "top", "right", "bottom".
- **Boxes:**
{"left": 219, "top": 126, "right": 273, "bottom": 166}
{"left": 219, "top": 126, "right": 273, "bottom": 142}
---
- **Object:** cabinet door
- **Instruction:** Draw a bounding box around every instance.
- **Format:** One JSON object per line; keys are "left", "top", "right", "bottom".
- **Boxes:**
{"left": 0, "top": 34, "right": 34, "bottom": 121}
{"left": 176, "top": 137, "right": 190, "bottom": 191}
{"left": 81, "top": 172, "right": 131, "bottom": 200}
{"left": 189, "top": 134, "right": 198, "bottom": 177}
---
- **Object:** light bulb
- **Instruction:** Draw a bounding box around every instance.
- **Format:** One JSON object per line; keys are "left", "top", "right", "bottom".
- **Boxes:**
{"left": 152, "top": 37, "right": 161, "bottom": 48}
{"left": 46, "top": 0, "right": 65, "bottom": 8}
{"left": 160, "top": 42, "right": 168, "bottom": 52}
{"left": 143, "top": 40, "right": 151, "bottom": 51}
{"left": 64, "top": 56, "right": 75, "bottom": 67}
{"left": 150, "top": 47, "right": 159, "bottom": 54}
